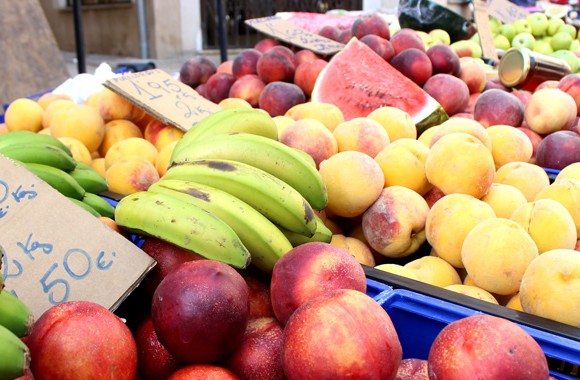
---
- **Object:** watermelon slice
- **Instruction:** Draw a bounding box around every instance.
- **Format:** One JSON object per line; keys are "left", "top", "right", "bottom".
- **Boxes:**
{"left": 311, "top": 37, "right": 448, "bottom": 134}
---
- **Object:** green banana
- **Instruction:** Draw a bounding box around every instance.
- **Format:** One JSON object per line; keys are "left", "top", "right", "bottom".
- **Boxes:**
{"left": 67, "top": 196, "right": 101, "bottom": 217}
{"left": 169, "top": 133, "right": 328, "bottom": 210}
{"left": 0, "top": 130, "right": 72, "bottom": 155}
{"left": 164, "top": 159, "right": 318, "bottom": 237}
{"left": 23, "top": 162, "right": 86, "bottom": 200}
{"left": 0, "top": 289, "right": 34, "bottom": 338}
{"left": 68, "top": 162, "right": 108, "bottom": 194}
{"left": 280, "top": 213, "right": 333, "bottom": 247}
{"left": 0, "top": 324, "right": 30, "bottom": 380}
{"left": 114, "top": 191, "right": 251, "bottom": 269}
{"left": 0, "top": 142, "right": 77, "bottom": 171}
{"left": 149, "top": 179, "right": 293, "bottom": 273}
{"left": 81, "top": 192, "right": 114, "bottom": 218}
{"left": 171, "top": 107, "right": 278, "bottom": 159}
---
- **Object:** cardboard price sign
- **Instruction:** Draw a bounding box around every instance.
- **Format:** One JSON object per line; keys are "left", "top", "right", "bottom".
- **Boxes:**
{"left": 0, "top": 157, "right": 155, "bottom": 318}
{"left": 245, "top": 16, "right": 345, "bottom": 55}
{"left": 104, "top": 69, "right": 222, "bottom": 132}
{"left": 487, "top": 0, "right": 529, "bottom": 24}
{"left": 473, "top": 0, "right": 499, "bottom": 61}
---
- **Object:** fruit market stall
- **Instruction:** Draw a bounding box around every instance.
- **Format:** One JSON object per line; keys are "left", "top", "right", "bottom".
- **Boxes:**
{"left": 1, "top": 2, "right": 580, "bottom": 379}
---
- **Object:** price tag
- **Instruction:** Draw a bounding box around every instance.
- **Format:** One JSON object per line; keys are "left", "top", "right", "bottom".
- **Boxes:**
{"left": 245, "top": 16, "right": 345, "bottom": 56}
{"left": 473, "top": 0, "right": 499, "bottom": 61}
{"left": 104, "top": 69, "right": 222, "bottom": 132}
{"left": 0, "top": 157, "right": 155, "bottom": 318}
{"left": 486, "top": 0, "right": 529, "bottom": 24}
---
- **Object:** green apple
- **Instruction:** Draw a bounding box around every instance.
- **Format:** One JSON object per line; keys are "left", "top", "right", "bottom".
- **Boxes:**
{"left": 494, "top": 34, "right": 511, "bottom": 50}
{"left": 551, "top": 49, "right": 579, "bottom": 72}
{"left": 511, "top": 32, "right": 536, "bottom": 49}
{"left": 532, "top": 40, "right": 554, "bottom": 55}
{"left": 499, "top": 23, "right": 517, "bottom": 42}
{"left": 557, "top": 23, "right": 577, "bottom": 39}
{"left": 416, "top": 30, "right": 433, "bottom": 49}
{"left": 429, "top": 28, "right": 451, "bottom": 45}
{"left": 547, "top": 17, "right": 566, "bottom": 36}
{"left": 570, "top": 39, "right": 580, "bottom": 52}
{"left": 489, "top": 17, "right": 503, "bottom": 34}
{"left": 550, "top": 31, "right": 573, "bottom": 51}
{"left": 527, "top": 12, "right": 549, "bottom": 37}
{"left": 513, "top": 19, "right": 532, "bottom": 34}
{"left": 470, "top": 32, "right": 481, "bottom": 44}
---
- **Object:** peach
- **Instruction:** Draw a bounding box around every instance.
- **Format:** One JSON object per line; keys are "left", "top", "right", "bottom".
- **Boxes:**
{"left": 104, "top": 136, "right": 158, "bottom": 169}
{"left": 293, "top": 58, "right": 327, "bottom": 98}
{"left": 535, "top": 178, "right": 580, "bottom": 236}
{"left": 57, "top": 136, "right": 93, "bottom": 166}
{"left": 269, "top": 241, "right": 366, "bottom": 324}
{"left": 362, "top": 186, "right": 430, "bottom": 258}
{"left": 493, "top": 161, "right": 550, "bottom": 201}
{"left": 272, "top": 115, "right": 295, "bottom": 135}
{"left": 525, "top": 88, "right": 577, "bottom": 134}
{"left": 253, "top": 37, "right": 279, "bottom": 53}
{"left": 535, "top": 130, "right": 580, "bottom": 170}
{"left": 374, "top": 138, "right": 432, "bottom": 195}
{"left": 285, "top": 101, "right": 345, "bottom": 132}
{"left": 519, "top": 248, "right": 580, "bottom": 327}
{"left": 282, "top": 289, "right": 402, "bottom": 379}
{"left": 279, "top": 118, "right": 337, "bottom": 167}
{"left": 330, "top": 234, "right": 376, "bottom": 266}
{"left": 5, "top": 98, "right": 44, "bottom": 132}
{"left": 390, "top": 48, "right": 433, "bottom": 86}
{"left": 242, "top": 274, "right": 275, "bottom": 320}
{"left": 557, "top": 73, "right": 580, "bottom": 115}
{"left": 555, "top": 162, "right": 580, "bottom": 182}
{"left": 96, "top": 87, "right": 143, "bottom": 122}
{"left": 90, "top": 157, "right": 106, "bottom": 177}
{"left": 444, "top": 284, "right": 499, "bottom": 304}
{"left": 360, "top": 34, "right": 395, "bottom": 62}
{"left": 404, "top": 256, "right": 462, "bottom": 288}
{"left": 422, "top": 74, "right": 470, "bottom": 116}
{"left": 395, "top": 358, "right": 429, "bottom": 380}
{"left": 510, "top": 198, "right": 577, "bottom": 254}
{"left": 258, "top": 81, "right": 305, "bottom": 117}
{"left": 317, "top": 25, "right": 341, "bottom": 41}
{"left": 426, "top": 43, "right": 461, "bottom": 76}
{"left": 462, "top": 217, "right": 538, "bottom": 295}
{"left": 204, "top": 72, "right": 236, "bottom": 104}
{"left": 425, "top": 132, "right": 496, "bottom": 199}
{"left": 218, "top": 97, "right": 253, "bottom": 109}
{"left": 295, "top": 49, "right": 319, "bottom": 65}
{"left": 228, "top": 74, "right": 265, "bottom": 107}
{"left": 351, "top": 13, "right": 391, "bottom": 39}
{"left": 105, "top": 156, "right": 160, "bottom": 195}
{"left": 480, "top": 183, "right": 528, "bottom": 219}
{"left": 144, "top": 120, "right": 184, "bottom": 151}
{"left": 486, "top": 124, "right": 533, "bottom": 169}
{"left": 231, "top": 48, "right": 262, "bottom": 79}
{"left": 41, "top": 98, "right": 75, "bottom": 129}
{"left": 390, "top": 28, "right": 425, "bottom": 55}
{"left": 458, "top": 57, "right": 487, "bottom": 94}
{"left": 217, "top": 59, "right": 234, "bottom": 74}
{"left": 426, "top": 117, "right": 491, "bottom": 151}
{"left": 179, "top": 56, "right": 217, "bottom": 88}
{"left": 256, "top": 45, "right": 296, "bottom": 83}
{"left": 223, "top": 317, "right": 284, "bottom": 379}
{"left": 98, "top": 119, "right": 143, "bottom": 157}
{"left": 425, "top": 193, "right": 496, "bottom": 268}
{"left": 27, "top": 301, "right": 137, "bottom": 380}
{"left": 367, "top": 106, "right": 417, "bottom": 141}
{"left": 505, "top": 293, "right": 523, "bottom": 311}
{"left": 134, "top": 317, "right": 181, "bottom": 380}
{"left": 168, "top": 365, "right": 239, "bottom": 380}
{"left": 332, "top": 117, "right": 390, "bottom": 156}
{"left": 423, "top": 185, "right": 445, "bottom": 208}
{"left": 516, "top": 126, "right": 543, "bottom": 164}
{"left": 428, "top": 315, "right": 549, "bottom": 379}
{"left": 474, "top": 89, "right": 525, "bottom": 128}
{"left": 511, "top": 89, "right": 533, "bottom": 109}
{"left": 374, "top": 263, "right": 420, "bottom": 280}
{"left": 155, "top": 140, "right": 178, "bottom": 177}
{"left": 36, "top": 92, "right": 73, "bottom": 109}
{"left": 50, "top": 103, "right": 105, "bottom": 152}
{"left": 336, "top": 28, "right": 353, "bottom": 44}
{"left": 319, "top": 150, "right": 384, "bottom": 218}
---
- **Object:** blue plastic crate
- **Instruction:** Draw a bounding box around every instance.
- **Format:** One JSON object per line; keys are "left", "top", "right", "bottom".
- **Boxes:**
{"left": 372, "top": 288, "right": 580, "bottom": 380}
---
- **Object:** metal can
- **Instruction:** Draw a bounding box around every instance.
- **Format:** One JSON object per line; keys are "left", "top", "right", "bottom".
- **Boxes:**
{"left": 497, "top": 47, "right": 572, "bottom": 92}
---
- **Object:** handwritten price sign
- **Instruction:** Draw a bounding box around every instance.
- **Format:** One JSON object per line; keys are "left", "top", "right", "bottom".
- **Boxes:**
{"left": 0, "top": 157, "right": 155, "bottom": 318}
{"left": 245, "top": 16, "right": 345, "bottom": 55}
{"left": 104, "top": 69, "right": 222, "bottom": 132}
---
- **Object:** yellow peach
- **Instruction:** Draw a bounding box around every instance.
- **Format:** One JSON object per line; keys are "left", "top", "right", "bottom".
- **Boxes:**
{"left": 510, "top": 198, "right": 577, "bottom": 254}
{"left": 427, "top": 117, "right": 492, "bottom": 151}
{"left": 367, "top": 106, "right": 417, "bottom": 141}
{"left": 41, "top": 99, "right": 75, "bottom": 129}
{"left": 425, "top": 132, "right": 495, "bottom": 199}
{"left": 5, "top": 98, "right": 44, "bottom": 132}
{"left": 57, "top": 136, "right": 93, "bottom": 166}
{"left": 279, "top": 118, "right": 338, "bottom": 168}
{"left": 104, "top": 137, "right": 159, "bottom": 169}
{"left": 444, "top": 284, "right": 499, "bottom": 304}
{"left": 96, "top": 87, "right": 144, "bottom": 122}
{"left": 462, "top": 217, "right": 538, "bottom": 295}
{"left": 505, "top": 293, "right": 523, "bottom": 312}
{"left": 417, "top": 124, "right": 439, "bottom": 147}
{"left": 519, "top": 248, "right": 580, "bottom": 327}
{"left": 425, "top": 193, "right": 496, "bottom": 268}
{"left": 486, "top": 124, "right": 533, "bottom": 169}
{"left": 272, "top": 115, "right": 295, "bottom": 136}
{"left": 493, "top": 161, "right": 550, "bottom": 202}
{"left": 284, "top": 102, "right": 345, "bottom": 132}
{"left": 98, "top": 119, "right": 144, "bottom": 157}
{"left": 90, "top": 157, "right": 107, "bottom": 178}
{"left": 156, "top": 140, "right": 178, "bottom": 177}
{"left": 50, "top": 103, "right": 105, "bottom": 153}
{"left": 105, "top": 156, "right": 160, "bottom": 195}
{"left": 404, "top": 256, "right": 462, "bottom": 288}
{"left": 555, "top": 162, "right": 580, "bottom": 183}
{"left": 330, "top": 234, "right": 375, "bottom": 267}
{"left": 374, "top": 138, "right": 432, "bottom": 195}
{"left": 534, "top": 178, "right": 580, "bottom": 236}
{"left": 480, "top": 183, "right": 528, "bottom": 219}
{"left": 332, "top": 117, "right": 390, "bottom": 157}
{"left": 36, "top": 92, "right": 73, "bottom": 109}
{"left": 374, "top": 263, "right": 420, "bottom": 281}
{"left": 319, "top": 151, "right": 384, "bottom": 218}
{"left": 218, "top": 97, "right": 253, "bottom": 109}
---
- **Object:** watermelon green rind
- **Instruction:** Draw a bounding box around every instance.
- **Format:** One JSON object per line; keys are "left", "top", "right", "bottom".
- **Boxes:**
{"left": 311, "top": 37, "right": 448, "bottom": 131}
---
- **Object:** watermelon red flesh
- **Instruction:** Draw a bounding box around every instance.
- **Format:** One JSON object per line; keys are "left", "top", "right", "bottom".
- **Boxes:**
{"left": 311, "top": 37, "right": 448, "bottom": 132}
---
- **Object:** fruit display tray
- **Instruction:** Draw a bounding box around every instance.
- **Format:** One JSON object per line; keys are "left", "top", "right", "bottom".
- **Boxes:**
{"left": 365, "top": 270, "right": 580, "bottom": 380}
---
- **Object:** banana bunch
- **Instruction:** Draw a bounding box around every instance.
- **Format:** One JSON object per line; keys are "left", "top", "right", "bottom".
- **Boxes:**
{"left": 0, "top": 247, "right": 32, "bottom": 380}
{"left": 115, "top": 107, "right": 332, "bottom": 273}
{"left": 0, "top": 131, "right": 113, "bottom": 218}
